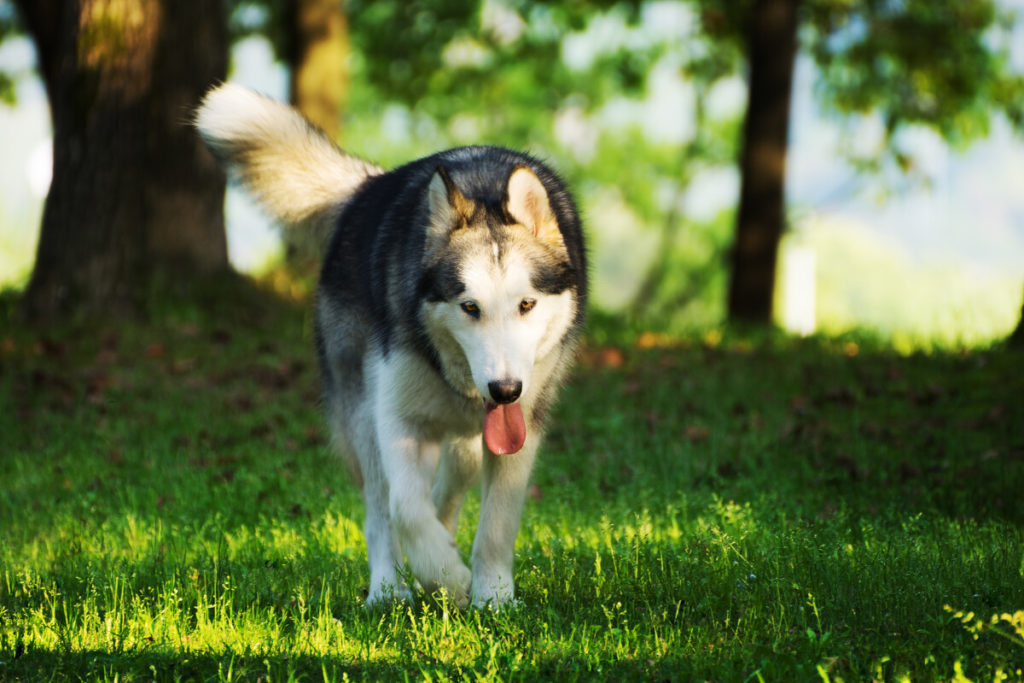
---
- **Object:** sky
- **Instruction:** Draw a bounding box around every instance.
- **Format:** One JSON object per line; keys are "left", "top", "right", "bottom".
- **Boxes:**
{"left": 0, "top": 1, "right": 1022, "bottom": 288}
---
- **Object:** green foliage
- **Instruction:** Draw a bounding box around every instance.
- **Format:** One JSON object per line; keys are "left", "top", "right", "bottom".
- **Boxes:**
{"left": 4, "top": 0, "right": 1023, "bottom": 338}
{"left": 346, "top": 0, "right": 480, "bottom": 104}
{"left": 2, "top": 284, "right": 1023, "bottom": 680}
{"left": 946, "top": 608, "right": 1024, "bottom": 681}
{"left": 0, "top": 1, "right": 26, "bottom": 105}
{"left": 805, "top": 0, "right": 1024, "bottom": 159}
{"left": 341, "top": 0, "right": 652, "bottom": 132}
{"left": 331, "top": 2, "right": 748, "bottom": 331}
{"left": 228, "top": 0, "right": 291, "bottom": 65}
{"left": 698, "top": 0, "right": 1024, "bottom": 166}
{"left": 779, "top": 225, "right": 1024, "bottom": 353}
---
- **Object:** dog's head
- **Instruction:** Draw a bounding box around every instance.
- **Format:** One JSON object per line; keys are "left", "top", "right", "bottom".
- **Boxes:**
{"left": 420, "top": 164, "right": 580, "bottom": 454}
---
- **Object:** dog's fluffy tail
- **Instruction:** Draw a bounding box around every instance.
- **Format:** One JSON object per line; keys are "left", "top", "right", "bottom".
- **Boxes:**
{"left": 194, "top": 83, "right": 382, "bottom": 229}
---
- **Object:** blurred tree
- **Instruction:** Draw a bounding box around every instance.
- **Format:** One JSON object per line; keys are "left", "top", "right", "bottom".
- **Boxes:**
{"left": 228, "top": 0, "right": 356, "bottom": 273}
{"left": 0, "top": 1, "right": 49, "bottom": 104}
{"left": 701, "top": 0, "right": 1024, "bottom": 324}
{"left": 340, "top": 0, "right": 745, "bottom": 332}
{"left": 287, "top": 0, "right": 348, "bottom": 140}
{"left": 229, "top": 0, "right": 351, "bottom": 138}
{"left": 247, "top": 0, "right": 648, "bottom": 271}
{"left": 726, "top": 0, "right": 799, "bottom": 324}
{"left": 1010, "top": 295, "right": 1024, "bottom": 347}
{"left": 344, "top": 0, "right": 648, "bottom": 136}
{"left": 285, "top": 0, "right": 349, "bottom": 270}
{"left": 13, "top": 0, "right": 229, "bottom": 319}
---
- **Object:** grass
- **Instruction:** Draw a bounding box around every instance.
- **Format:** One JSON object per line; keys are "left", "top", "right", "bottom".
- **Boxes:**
{"left": 1, "top": 278, "right": 1023, "bottom": 681}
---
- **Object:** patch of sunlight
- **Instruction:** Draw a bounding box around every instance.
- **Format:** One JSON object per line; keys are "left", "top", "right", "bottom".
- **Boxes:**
{"left": 223, "top": 522, "right": 306, "bottom": 563}
{"left": 313, "top": 512, "right": 365, "bottom": 556}
{"left": 529, "top": 507, "right": 692, "bottom": 554}
{"left": 586, "top": 188, "right": 660, "bottom": 311}
{"left": 782, "top": 216, "right": 1024, "bottom": 351}
{"left": 0, "top": 207, "right": 40, "bottom": 291}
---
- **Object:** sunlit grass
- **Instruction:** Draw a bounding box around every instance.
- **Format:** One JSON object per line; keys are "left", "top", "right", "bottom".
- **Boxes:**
{"left": 780, "top": 222, "right": 1024, "bottom": 352}
{"left": 1, "top": 278, "right": 1022, "bottom": 680}
{"left": 0, "top": 209, "right": 38, "bottom": 290}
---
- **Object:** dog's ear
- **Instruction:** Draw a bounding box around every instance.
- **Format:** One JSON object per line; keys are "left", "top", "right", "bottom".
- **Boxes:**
{"left": 426, "top": 166, "right": 476, "bottom": 259}
{"left": 506, "top": 166, "right": 565, "bottom": 253}
{"left": 428, "top": 166, "right": 473, "bottom": 224}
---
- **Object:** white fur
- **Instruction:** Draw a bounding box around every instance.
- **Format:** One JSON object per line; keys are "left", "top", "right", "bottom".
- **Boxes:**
{"left": 367, "top": 252, "right": 575, "bottom": 608}
{"left": 422, "top": 250, "right": 575, "bottom": 404}
{"left": 194, "top": 85, "right": 580, "bottom": 609}
{"left": 194, "top": 83, "right": 382, "bottom": 228}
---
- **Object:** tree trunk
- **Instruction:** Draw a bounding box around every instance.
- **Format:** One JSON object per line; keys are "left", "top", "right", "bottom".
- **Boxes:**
{"left": 1009, "top": 288, "right": 1024, "bottom": 347}
{"left": 288, "top": 0, "right": 348, "bottom": 141}
{"left": 18, "top": 0, "right": 229, "bottom": 319}
{"left": 283, "top": 0, "right": 348, "bottom": 273}
{"left": 11, "top": 0, "right": 62, "bottom": 106}
{"left": 727, "top": 0, "right": 800, "bottom": 324}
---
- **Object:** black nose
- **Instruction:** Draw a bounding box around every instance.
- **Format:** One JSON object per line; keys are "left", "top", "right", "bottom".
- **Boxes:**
{"left": 488, "top": 379, "right": 522, "bottom": 404}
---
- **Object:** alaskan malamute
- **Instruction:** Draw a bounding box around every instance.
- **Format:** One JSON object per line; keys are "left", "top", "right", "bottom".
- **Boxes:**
{"left": 195, "top": 84, "right": 586, "bottom": 608}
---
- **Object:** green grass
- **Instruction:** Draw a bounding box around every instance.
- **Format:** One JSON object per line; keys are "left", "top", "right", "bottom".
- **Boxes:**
{"left": 1, "top": 279, "right": 1023, "bottom": 681}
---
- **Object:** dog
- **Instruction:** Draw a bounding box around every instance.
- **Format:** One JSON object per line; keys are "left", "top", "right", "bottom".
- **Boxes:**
{"left": 195, "top": 84, "right": 587, "bottom": 608}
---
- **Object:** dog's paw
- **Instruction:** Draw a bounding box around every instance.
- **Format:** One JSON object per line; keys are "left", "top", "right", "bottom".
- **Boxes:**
{"left": 470, "top": 571, "right": 515, "bottom": 608}
{"left": 473, "top": 596, "right": 525, "bottom": 612}
{"left": 365, "top": 582, "right": 413, "bottom": 609}
{"left": 429, "top": 562, "right": 472, "bottom": 610}
{"left": 405, "top": 536, "right": 472, "bottom": 609}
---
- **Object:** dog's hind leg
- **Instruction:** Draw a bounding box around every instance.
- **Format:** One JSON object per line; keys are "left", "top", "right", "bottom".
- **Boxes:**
{"left": 327, "top": 396, "right": 410, "bottom": 606}
{"left": 432, "top": 435, "right": 483, "bottom": 538}
{"left": 361, "top": 452, "right": 412, "bottom": 606}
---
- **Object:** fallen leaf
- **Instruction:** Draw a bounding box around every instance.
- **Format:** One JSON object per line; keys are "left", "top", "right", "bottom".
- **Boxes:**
{"left": 171, "top": 358, "right": 197, "bottom": 374}
{"left": 210, "top": 328, "right": 233, "bottom": 344}
{"left": 600, "top": 347, "right": 624, "bottom": 368}
{"left": 686, "top": 424, "right": 710, "bottom": 443}
{"left": 898, "top": 461, "right": 922, "bottom": 481}
{"left": 635, "top": 331, "right": 672, "bottom": 349}
{"left": 789, "top": 395, "right": 810, "bottom": 414}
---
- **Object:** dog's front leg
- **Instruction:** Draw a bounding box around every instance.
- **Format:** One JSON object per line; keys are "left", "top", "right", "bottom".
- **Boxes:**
{"left": 471, "top": 432, "right": 539, "bottom": 607}
{"left": 377, "top": 415, "right": 472, "bottom": 608}
{"left": 433, "top": 435, "right": 483, "bottom": 537}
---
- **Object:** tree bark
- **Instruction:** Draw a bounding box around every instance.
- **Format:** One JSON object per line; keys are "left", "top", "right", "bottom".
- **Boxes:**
{"left": 11, "top": 0, "right": 62, "bottom": 106}
{"left": 18, "top": 0, "right": 229, "bottom": 319}
{"left": 288, "top": 0, "right": 348, "bottom": 141}
{"left": 727, "top": 0, "right": 800, "bottom": 324}
{"left": 283, "top": 0, "right": 348, "bottom": 272}
{"left": 1009, "top": 288, "right": 1024, "bottom": 347}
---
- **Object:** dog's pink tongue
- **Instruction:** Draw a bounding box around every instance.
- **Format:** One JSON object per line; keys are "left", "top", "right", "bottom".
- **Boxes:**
{"left": 484, "top": 402, "right": 526, "bottom": 455}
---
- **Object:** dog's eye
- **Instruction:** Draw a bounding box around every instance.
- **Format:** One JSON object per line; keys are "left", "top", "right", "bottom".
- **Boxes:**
{"left": 460, "top": 301, "right": 480, "bottom": 319}
{"left": 519, "top": 298, "right": 536, "bottom": 315}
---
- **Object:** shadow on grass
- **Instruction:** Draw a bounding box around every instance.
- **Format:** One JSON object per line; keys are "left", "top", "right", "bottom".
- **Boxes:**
{"left": 1, "top": 646, "right": 750, "bottom": 682}
{"left": 3, "top": 649, "right": 401, "bottom": 682}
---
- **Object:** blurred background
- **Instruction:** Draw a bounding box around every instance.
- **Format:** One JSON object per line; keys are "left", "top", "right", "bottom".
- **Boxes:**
{"left": 1, "top": 0, "right": 1022, "bottom": 350}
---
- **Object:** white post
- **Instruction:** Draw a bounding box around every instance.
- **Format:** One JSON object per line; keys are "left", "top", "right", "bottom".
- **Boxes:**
{"left": 782, "top": 244, "right": 816, "bottom": 335}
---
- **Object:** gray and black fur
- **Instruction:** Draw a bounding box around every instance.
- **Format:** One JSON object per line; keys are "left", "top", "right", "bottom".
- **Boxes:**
{"left": 195, "top": 83, "right": 587, "bottom": 608}
{"left": 315, "top": 145, "right": 586, "bottom": 414}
